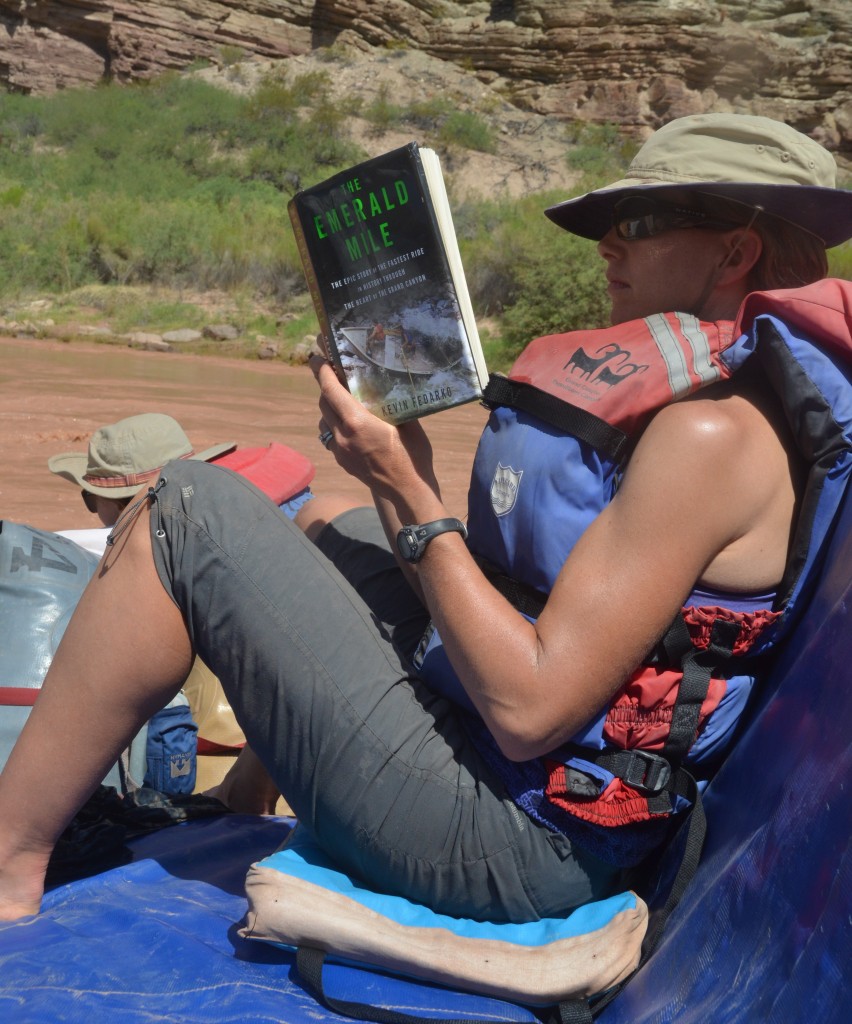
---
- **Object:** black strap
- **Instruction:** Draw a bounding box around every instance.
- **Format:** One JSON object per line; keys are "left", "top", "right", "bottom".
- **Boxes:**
{"left": 480, "top": 573, "right": 739, "bottom": 814}
{"left": 558, "top": 614, "right": 729, "bottom": 1017}
{"left": 576, "top": 614, "right": 739, "bottom": 816}
{"left": 295, "top": 946, "right": 526, "bottom": 1024}
{"left": 553, "top": 998, "right": 595, "bottom": 1023}
{"left": 483, "top": 374, "right": 629, "bottom": 464}
{"left": 662, "top": 617, "right": 740, "bottom": 766}
{"left": 589, "top": 748, "right": 672, "bottom": 795}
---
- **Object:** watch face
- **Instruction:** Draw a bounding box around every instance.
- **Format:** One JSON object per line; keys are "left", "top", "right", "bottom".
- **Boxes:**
{"left": 397, "top": 528, "right": 420, "bottom": 562}
{"left": 397, "top": 520, "right": 465, "bottom": 563}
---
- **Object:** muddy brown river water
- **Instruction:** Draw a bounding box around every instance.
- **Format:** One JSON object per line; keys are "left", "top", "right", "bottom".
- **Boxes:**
{"left": 1, "top": 337, "right": 488, "bottom": 532}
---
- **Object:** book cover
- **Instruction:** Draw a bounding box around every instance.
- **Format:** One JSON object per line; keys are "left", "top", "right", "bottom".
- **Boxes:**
{"left": 288, "top": 142, "right": 488, "bottom": 425}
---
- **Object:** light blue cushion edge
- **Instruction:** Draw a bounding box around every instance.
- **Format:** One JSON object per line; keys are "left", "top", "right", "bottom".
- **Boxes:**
{"left": 256, "top": 829, "right": 638, "bottom": 947}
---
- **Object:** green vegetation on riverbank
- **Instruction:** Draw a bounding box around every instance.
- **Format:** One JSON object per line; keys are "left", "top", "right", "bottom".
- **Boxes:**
{"left": 0, "top": 66, "right": 849, "bottom": 369}
{"left": 0, "top": 67, "right": 619, "bottom": 368}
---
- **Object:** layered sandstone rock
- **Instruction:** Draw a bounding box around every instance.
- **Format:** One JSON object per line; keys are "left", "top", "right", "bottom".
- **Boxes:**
{"left": 1, "top": 0, "right": 850, "bottom": 153}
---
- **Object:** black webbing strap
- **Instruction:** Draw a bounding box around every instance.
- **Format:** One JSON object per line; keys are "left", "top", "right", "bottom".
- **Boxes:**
{"left": 482, "top": 374, "right": 630, "bottom": 464}
{"left": 554, "top": 614, "right": 734, "bottom": 1018}
{"left": 588, "top": 748, "right": 672, "bottom": 798}
{"left": 553, "top": 999, "right": 595, "bottom": 1023}
{"left": 662, "top": 616, "right": 741, "bottom": 766}
{"left": 577, "top": 614, "right": 740, "bottom": 815}
{"left": 296, "top": 946, "right": 524, "bottom": 1024}
{"left": 553, "top": 615, "right": 728, "bottom": 1016}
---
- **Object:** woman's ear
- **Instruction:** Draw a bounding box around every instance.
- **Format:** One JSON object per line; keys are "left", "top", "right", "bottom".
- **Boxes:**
{"left": 717, "top": 227, "right": 762, "bottom": 284}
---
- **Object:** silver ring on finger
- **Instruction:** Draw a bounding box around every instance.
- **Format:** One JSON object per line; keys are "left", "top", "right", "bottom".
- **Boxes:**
{"left": 318, "top": 430, "right": 334, "bottom": 449}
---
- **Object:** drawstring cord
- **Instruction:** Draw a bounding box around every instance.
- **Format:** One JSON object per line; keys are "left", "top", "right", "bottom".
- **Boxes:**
{"left": 689, "top": 203, "right": 763, "bottom": 319}
{"left": 106, "top": 477, "right": 167, "bottom": 546}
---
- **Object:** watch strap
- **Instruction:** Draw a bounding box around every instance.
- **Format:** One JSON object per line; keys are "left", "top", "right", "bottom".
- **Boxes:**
{"left": 397, "top": 518, "right": 468, "bottom": 563}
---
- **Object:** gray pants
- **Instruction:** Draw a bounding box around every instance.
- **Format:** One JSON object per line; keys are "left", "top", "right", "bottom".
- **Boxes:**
{"left": 150, "top": 459, "right": 617, "bottom": 922}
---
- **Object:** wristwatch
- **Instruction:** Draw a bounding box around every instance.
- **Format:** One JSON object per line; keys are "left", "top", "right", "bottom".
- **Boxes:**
{"left": 396, "top": 518, "right": 468, "bottom": 563}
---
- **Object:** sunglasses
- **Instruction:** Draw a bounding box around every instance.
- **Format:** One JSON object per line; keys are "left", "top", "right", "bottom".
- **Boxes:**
{"left": 81, "top": 489, "right": 98, "bottom": 514}
{"left": 81, "top": 490, "right": 131, "bottom": 514}
{"left": 612, "top": 196, "right": 740, "bottom": 240}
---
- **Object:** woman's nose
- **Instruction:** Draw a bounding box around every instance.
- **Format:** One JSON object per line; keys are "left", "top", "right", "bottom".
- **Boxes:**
{"left": 597, "top": 228, "right": 622, "bottom": 260}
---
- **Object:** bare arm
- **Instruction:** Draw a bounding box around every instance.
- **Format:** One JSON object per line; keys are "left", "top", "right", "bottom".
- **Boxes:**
{"left": 312, "top": 355, "right": 447, "bottom": 600}
{"left": 314, "top": 357, "right": 794, "bottom": 761}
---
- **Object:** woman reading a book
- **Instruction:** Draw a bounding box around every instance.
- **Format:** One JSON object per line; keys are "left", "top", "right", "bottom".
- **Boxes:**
{"left": 2, "top": 113, "right": 851, "bottom": 924}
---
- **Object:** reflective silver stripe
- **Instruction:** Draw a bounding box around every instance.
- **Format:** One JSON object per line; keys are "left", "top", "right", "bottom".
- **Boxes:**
{"left": 645, "top": 313, "right": 691, "bottom": 398}
{"left": 645, "top": 313, "right": 721, "bottom": 399}
{"left": 676, "top": 312, "right": 722, "bottom": 387}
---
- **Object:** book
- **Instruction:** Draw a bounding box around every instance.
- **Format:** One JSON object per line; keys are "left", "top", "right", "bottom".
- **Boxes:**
{"left": 288, "top": 142, "right": 489, "bottom": 425}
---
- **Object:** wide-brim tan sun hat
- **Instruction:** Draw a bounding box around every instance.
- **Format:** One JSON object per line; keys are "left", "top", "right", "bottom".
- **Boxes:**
{"left": 48, "top": 413, "right": 236, "bottom": 499}
{"left": 545, "top": 113, "right": 852, "bottom": 248}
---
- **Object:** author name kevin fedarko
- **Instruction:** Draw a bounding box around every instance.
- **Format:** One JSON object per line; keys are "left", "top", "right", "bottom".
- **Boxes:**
{"left": 381, "top": 386, "right": 454, "bottom": 419}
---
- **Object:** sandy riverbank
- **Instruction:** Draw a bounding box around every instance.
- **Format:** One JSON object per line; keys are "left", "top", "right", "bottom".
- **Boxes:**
{"left": 1, "top": 336, "right": 487, "bottom": 532}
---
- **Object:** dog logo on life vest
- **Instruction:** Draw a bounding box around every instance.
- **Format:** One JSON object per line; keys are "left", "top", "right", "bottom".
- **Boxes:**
{"left": 564, "top": 342, "right": 649, "bottom": 391}
{"left": 491, "top": 463, "right": 523, "bottom": 516}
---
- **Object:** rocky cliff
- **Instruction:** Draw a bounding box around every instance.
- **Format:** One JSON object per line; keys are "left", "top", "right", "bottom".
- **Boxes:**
{"left": 1, "top": 1, "right": 850, "bottom": 154}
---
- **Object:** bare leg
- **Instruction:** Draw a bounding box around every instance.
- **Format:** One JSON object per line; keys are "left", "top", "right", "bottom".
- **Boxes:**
{"left": 295, "top": 492, "right": 364, "bottom": 542}
{"left": 0, "top": 504, "right": 193, "bottom": 920}
{"left": 204, "top": 744, "right": 282, "bottom": 815}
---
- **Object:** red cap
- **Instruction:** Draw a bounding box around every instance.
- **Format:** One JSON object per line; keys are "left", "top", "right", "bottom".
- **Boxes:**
{"left": 212, "top": 443, "right": 315, "bottom": 504}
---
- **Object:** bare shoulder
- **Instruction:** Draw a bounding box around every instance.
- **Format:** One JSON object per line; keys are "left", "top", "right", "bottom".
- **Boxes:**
{"left": 619, "top": 380, "right": 801, "bottom": 591}
{"left": 642, "top": 383, "right": 782, "bottom": 471}
{"left": 528, "top": 379, "right": 800, "bottom": 745}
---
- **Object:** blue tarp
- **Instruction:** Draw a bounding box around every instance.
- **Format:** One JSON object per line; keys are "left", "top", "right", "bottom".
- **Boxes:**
{"left": 0, "top": 813, "right": 536, "bottom": 1023}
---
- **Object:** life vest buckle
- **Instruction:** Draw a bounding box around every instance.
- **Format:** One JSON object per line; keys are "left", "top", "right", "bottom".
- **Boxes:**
{"left": 619, "top": 750, "right": 673, "bottom": 794}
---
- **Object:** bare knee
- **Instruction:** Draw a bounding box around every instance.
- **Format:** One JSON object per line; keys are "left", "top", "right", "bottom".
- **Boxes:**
{"left": 95, "top": 499, "right": 194, "bottom": 688}
{"left": 295, "top": 494, "right": 364, "bottom": 542}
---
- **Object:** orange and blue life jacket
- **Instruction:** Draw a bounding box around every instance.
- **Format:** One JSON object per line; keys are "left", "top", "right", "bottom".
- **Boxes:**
{"left": 414, "top": 280, "right": 852, "bottom": 852}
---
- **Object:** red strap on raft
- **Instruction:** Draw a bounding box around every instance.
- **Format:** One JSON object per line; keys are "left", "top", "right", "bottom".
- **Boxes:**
{"left": 0, "top": 688, "right": 39, "bottom": 707}
{"left": 196, "top": 737, "right": 245, "bottom": 755}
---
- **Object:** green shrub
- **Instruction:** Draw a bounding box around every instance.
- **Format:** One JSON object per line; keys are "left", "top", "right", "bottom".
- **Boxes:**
{"left": 217, "top": 45, "right": 245, "bottom": 68}
{"left": 437, "top": 110, "right": 495, "bottom": 153}
{"left": 0, "top": 184, "right": 25, "bottom": 207}
{"left": 0, "top": 69, "right": 610, "bottom": 349}
{"left": 361, "top": 92, "right": 495, "bottom": 153}
{"left": 288, "top": 70, "right": 334, "bottom": 107}
{"left": 828, "top": 242, "right": 852, "bottom": 281}
{"left": 497, "top": 230, "right": 609, "bottom": 358}
{"left": 0, "top": 73, "right": 363, "bottom": 300}
{"left": 565, "top": 121, "right": 636, "bottom": 183}
{"left": 363, "top": 85, "right": 407, "bottom": 132}
{"left": 452, "top": 191, "right": 610, "bottom": 370}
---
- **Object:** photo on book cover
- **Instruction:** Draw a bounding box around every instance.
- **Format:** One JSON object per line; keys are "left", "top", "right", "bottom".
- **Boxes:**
{"left": 329, "top": 287, "right": 482, "bottom": 423}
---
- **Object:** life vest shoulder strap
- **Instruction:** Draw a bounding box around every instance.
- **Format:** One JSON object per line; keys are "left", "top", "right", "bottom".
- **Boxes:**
{"left": 482, "top": 374, "right": 630, "bottom": 464}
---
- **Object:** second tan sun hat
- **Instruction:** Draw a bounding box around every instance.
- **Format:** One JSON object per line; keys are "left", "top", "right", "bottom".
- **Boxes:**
{"left": 546, "top": 113, "right": 852, "bottom": 248}
{"left": 48, "top": 413, "right": 236, "bottom": 500}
